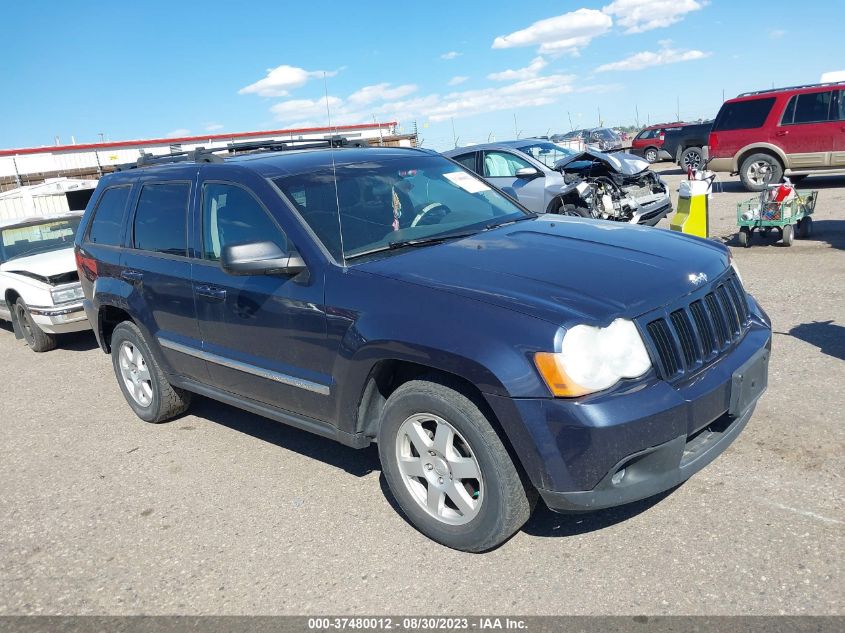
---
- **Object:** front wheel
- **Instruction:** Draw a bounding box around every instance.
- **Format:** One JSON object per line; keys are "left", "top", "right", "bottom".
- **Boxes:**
{"left": 644, "top": 147, "right": 659, "bottom": 163}
{"left": 378, "top": 380, "right": 534, "bottom": 552}
{"left": 14, "top": 298, "right": 57, "bottom": 352}
{"left": 738, "top": 227, "right": 751, "bottom": 248}
{"left": 781, "top": 223, "right": 794, "bottom": 247}
{"left": 798, "top": 216, "right": 813, "bottom": 238}
{"left": 110, "top": 321, "right": 191, "bottom": 423}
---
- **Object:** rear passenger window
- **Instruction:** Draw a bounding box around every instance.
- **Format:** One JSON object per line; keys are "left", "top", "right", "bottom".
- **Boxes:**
{"left": 782, "top": 91, "right": 833, "bottom": 125}
{"left": 451, "top": 153, "right": 478, "bottom": 173}
{"left": 132, "top": 182, "right": 190, "bottom": 256}
{"left": 87, "top": 186, "right": 131, "bottom": 246}
{"left": 202, "top": 183, "right": 286, "bottom": 261}
{"left": 712, "top": 97, "right": 775, "bottom": 131}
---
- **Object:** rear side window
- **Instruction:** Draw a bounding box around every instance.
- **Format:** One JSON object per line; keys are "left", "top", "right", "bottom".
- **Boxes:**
{"left": 132, "top": 182, "right": 190, "bottom": 256}
{"left": 713, "top": 97, "right": 775, "bottom": 131}
{"left": 636, "top": 129, "right": 656, "bottom": 140}
{"left": 87, "top": 186, "right": 131, "bottom": 246}
{"left": 451, "top": 153, "right": 478, "bottom": 173}
{"left": 781, "top": 91, "right": 833, "bottom": 125}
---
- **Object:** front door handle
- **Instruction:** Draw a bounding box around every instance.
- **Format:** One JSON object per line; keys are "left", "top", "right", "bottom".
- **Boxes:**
{"left": 121, "top": 269, "right": 143, "bottom": 282}
{"left": 195, "top": 285, "right": 227, "bottom": 301}
{"left": 775, "top": 130, "right": 789, "bottom": 137}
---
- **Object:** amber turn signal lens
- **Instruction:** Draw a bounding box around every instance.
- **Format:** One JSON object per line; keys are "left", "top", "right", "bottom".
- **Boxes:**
{"left": 534, "top": 352, "right": 594, "bottom": 398}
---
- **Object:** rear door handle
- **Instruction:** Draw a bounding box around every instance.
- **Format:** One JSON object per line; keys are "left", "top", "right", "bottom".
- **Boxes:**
{"left": 121, "top": 269, "right": 143, "bottom": 282}
{"left": 195, "top": 285, "right": 227, "bottom": 301}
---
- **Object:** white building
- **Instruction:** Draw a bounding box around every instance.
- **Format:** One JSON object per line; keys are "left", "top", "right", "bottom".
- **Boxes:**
{"left": 0, "top": 121, "right": 404, "bottom": 189}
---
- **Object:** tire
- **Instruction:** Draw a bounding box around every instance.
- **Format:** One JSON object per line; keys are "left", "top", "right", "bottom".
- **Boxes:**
{"left": 740, "top": 153, "right": 783, "bottom": 192}
{"left": 781, "top": 223, "right": 794, "bottom": 247}
{"left": 14, "top": 298, "right": 57, "bottom": 352}
{"left": 644, "top": 147, "right": 659, "bottom": 163}
{"left": 110, "top": 321, "right": 191, "bottom": 423}
{"left": 377, "top": 379, "right": 534, "bottom": 552}
{"left": 738, "top": 227, "right": 751, "bottom": 248}
{"left": 680, "top": 147, "right": 704, "bottom": 171}
{"left": 798, "top": 216, "right": 813, "bottom": 238}
{"left": 561, "top": 203, "right": 591, "bottom": 218}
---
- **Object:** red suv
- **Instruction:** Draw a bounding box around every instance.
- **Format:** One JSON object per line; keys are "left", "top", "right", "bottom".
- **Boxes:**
{"left": 708, "top": 82, "right": 845, "bottom": 191}
{"left": 630, "top": 123, "right": 684, "bottom": 163}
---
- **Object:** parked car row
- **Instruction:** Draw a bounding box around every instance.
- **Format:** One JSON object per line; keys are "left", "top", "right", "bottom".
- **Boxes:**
{"left": 2, "top": 137, "right": 772, "bottom": 552}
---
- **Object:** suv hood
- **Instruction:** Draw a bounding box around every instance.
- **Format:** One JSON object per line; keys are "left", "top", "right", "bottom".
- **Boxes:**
{"left": 0, "top": 247, "right": 79, "bottom": 285}
{"left": 360, "top": 217, "right": 729, "bottom": 325}
{"left": 555, "top": 150, "right": 649, "bottom": 175}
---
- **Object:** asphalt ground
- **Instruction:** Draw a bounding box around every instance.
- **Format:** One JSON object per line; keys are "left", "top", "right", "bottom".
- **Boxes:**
{"left": 0, "top": 166, "right": 842, "bottom": 615}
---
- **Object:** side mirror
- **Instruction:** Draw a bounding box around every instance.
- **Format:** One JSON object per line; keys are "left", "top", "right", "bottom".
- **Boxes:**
{"left": 515, "top": 166, "right": 541, "bottom": 179}
{"left": 220, "top": 241, "right": 306, "bottom": 276}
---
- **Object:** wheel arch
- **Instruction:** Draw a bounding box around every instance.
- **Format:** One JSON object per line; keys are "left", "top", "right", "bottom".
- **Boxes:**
{"left": 96, "top": 303, "right": 137, "bottom": 353}
{"left": 735, "top": 144, "right": 787, "bottom": 172}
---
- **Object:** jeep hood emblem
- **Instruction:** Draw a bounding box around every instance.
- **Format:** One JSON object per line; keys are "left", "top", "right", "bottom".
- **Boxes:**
{"left": 688, "top": 272, "right": 708, "bottom": 285}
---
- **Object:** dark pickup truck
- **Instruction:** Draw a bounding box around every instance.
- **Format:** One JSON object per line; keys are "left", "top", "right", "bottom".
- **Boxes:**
{"left": 663, "top": 121, "right": 712, "bottom": 170}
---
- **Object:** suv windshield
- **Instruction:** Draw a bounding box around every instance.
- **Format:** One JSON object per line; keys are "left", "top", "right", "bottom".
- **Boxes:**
{"left": 273, "top": 154, "right": 529, "bottom": 261}
{"left": 518, "top": 142, "right": 577, "bottom": 168}
{"left": 0, "top": 217, "right": 81, "bottom": 262}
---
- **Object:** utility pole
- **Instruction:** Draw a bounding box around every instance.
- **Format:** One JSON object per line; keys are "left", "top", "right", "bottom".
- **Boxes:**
{"left": 513, "top": 113, "right": 519, "bottom": 138}
{"left": 597, "top": 106, "right": 602, "bottom": 126}
{"left": 567, "top": 111, "right": 574, "bottom": 131}
{"left": 676, "top": 96, "right": 680, "bottom": 121}
{"left": 635, "top": 105, "right": 640, "bottom": 128}
{"left": 451, "top": 117, "right": 458, "bottom": 148}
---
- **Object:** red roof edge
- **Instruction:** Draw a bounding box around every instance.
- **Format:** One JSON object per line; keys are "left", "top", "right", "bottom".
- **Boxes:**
{"left": 0, "top": 122, "right": 399, "bottom": 157}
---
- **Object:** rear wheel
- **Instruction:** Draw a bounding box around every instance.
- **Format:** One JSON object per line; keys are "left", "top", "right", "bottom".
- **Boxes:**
{"left": 738, "top": 227, "right": 751, "bottom": 248}
{"left": 14, "top": 298, "right": 57, "bottom": 352}
{"left": 740, "top": 153, "right": 783, "bottom": 192}
{"left": 680, "top": 147, "right": 704, "bottom": 171}
{"left": 110, "top": 321, "right": 191, "bottom": 423}
{"left": 798, "top": 216, "right": 813, "bottom": 238}
{"left": 644, "top": 147, "right": 659, "bottom": 163}
{"left": 378, "top": 379, "right": 534, "bottom": 552}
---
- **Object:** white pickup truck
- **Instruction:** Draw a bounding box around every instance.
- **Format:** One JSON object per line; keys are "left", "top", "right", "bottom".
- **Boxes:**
{"left": 0, "top": 212, "right": 90, "bottom": 352}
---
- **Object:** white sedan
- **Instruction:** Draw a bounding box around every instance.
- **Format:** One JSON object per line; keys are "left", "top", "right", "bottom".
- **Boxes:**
{"left": 0, "top": 212, "right": 90, "bottom": 352}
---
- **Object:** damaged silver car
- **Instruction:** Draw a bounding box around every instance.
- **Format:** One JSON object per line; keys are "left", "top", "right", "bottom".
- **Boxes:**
{"left": 444, "top": 140, "right": 672, "bottom": 226}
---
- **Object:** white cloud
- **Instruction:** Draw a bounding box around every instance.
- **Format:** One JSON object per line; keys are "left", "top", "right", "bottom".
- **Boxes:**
{"left": 769, "top": 29, "right": 786, "bottom": 39}
{"left": 270, "top": 97, "right": 343, "bottom": 122}
{"left": 602, "top": 0, "right": 706, "bottom": 34}
{"left": 347, "top": 83, "right": 418, "bottom": 105}
{"left": 596, "top": 45, "right": 710, "bottom": 71}
{"left": 448, "top": 76, "right": 469, "bottom": 86}
{"left": 488, "top": 56, "right": 547, "bottom": 81}
{"left": 441, "top": 51, "right": 462, "bottom": 60}
{"left": 165, "top": 128, "right": 191, "bottom": 138}
{"left": 204, "top": 123, "right": 224, "bottom": 132}
{"left": 238, "top": 64, "right": 338, "bottom": 97}
{"left": 492, "top": 8, "right": 612, "bottom": 56}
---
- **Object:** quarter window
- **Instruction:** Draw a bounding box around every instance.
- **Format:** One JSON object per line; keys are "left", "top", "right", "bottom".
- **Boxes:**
{"left": 712, "top": 97, "right": 776, "bottom": 131}
{"left": 202, "top": 183, "right": 286, "bottom": 261}
{"left": 451, "top": 153, "right": 478, "bottom": 173}
{"left": 132, "top": 182, "right": 190, "bottom": 256}
{"left": 87, "top": 186, "right": 131, "bottom": 246}
{"left": 482, "top": 151, "right": 533, "bottom": 178}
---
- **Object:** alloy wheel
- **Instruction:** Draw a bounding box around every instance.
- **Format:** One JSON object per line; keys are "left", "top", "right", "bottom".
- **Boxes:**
{"left": 748, "top": 160, "right": 773, "bottom": 186}
{"left": 118, "top": 341, "right": 153, "bottom": 407}
{"left": 395, "top": 413, "right": 483, "bottom": 525}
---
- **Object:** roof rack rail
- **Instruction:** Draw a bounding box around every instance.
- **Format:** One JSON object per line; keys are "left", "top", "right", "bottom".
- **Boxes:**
{"left": 737, "top": 81, "right": 843, "bottom": 97}
{"left": 115, "top": 135, "right": 370, "bottom": 171}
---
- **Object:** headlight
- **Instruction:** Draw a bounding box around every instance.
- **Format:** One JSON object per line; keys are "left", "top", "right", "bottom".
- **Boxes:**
{"left": 51, "top": 285, "right": 84, "bottom": 304}
{"left": 535, "top": 318, "right": 652, "bottom": 397}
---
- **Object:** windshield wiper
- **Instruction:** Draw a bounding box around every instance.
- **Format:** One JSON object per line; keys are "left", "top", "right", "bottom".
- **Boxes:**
{"left": 484, "top": 214, "right": 536, "bottom": 230}
{"left": 345, "top": 229, "right": 481, "bottom": 261}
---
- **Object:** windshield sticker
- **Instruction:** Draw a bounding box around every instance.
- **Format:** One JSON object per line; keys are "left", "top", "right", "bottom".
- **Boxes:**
{"left": 444, "top": 171, "right": 490, "bottom": 194}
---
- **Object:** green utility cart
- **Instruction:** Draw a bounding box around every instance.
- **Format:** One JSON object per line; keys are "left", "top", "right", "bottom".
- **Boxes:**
{"left": 736, "top": 190, "right": 818, "bottom": 247}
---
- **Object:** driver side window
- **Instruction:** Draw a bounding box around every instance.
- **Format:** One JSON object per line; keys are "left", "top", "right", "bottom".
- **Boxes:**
{"left": 202, "top": 182, "right": 287, "bottom": 262}
{"left": 482, "top": 151, "right": 532, "bottom": 178}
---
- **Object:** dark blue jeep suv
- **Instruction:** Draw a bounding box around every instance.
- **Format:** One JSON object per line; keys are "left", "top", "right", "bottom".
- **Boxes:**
{"left": 74, "top": 141, "right": 771, "bottom": 552}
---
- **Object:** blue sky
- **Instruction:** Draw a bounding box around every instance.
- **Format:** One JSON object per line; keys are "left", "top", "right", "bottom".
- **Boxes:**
{"left": 1, "top": 1, "right": 843, "bottom": 151}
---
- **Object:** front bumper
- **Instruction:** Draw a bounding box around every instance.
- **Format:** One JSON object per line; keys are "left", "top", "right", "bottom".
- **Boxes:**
{"left": 28, "top": 302, "right": 91, "bottom": 334}
{"left": 631, "top": 195, "right": 673, "bottom": 226}
{"left": 485, "top": 300, "right": 771, "bottom": 513}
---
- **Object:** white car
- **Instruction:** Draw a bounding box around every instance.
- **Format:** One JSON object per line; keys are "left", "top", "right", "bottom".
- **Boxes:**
{"left": 0, "top": 212, "right": 90, "bottom": 352}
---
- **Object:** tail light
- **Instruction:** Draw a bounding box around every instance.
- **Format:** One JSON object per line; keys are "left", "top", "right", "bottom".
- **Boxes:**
{"left": 709, "top": 132, "right": 719, "bottom": 156}
{"left": 659, "top": 133, "right": 665, "bottom": 141}
{"left": 75, "top": 247, "right": 98, "bottom": 281}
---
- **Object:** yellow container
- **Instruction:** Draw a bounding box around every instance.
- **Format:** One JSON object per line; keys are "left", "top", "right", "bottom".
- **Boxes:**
{"left": 670, "top": 179, "right": 710, "bottom": 238}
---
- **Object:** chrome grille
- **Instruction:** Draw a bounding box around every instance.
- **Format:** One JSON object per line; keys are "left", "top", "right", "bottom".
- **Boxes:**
{"left": 643, "top": 272, "right": 750, "bottom": 380}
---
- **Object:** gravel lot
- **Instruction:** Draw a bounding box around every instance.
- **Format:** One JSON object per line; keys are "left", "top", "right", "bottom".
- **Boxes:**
{"left": 0, "top": 166, "right": 842, "bottom": 615}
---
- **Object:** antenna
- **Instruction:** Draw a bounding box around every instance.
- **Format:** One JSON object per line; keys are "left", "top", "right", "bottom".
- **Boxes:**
{"left": 324, "top": 72, "right": 346, "bottom": 268}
